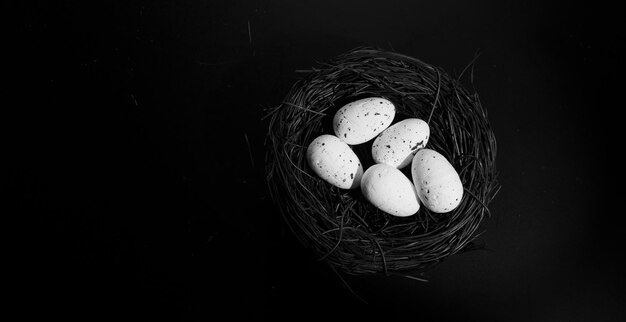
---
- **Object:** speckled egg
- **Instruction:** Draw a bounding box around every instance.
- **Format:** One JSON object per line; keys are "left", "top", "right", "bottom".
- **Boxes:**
{"left": 307, "top": 134, "right": 363, "bottom": 189}
{"left": 333, "top": 97, "right": 395, "bottom": 145}
{"left": 411, "top": 149, "right": 463, "bottom": 213}
{"left": 361, "top": 164, "right": 420, "bottom": 217}
{"left": 371, "top": 118, "right": 430, "bottom": 169}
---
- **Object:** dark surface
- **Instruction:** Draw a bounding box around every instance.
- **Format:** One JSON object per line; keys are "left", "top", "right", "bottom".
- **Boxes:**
{"left": 9, "top": 0, "right": 623, "bottom": 320}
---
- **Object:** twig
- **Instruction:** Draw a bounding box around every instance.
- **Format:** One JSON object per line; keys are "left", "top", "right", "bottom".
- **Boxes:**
{"left": 247, "top": 20, "right": 252, "bottom": 45}
{"left": 243, "top": 131, "right": 255, "bottom": 170}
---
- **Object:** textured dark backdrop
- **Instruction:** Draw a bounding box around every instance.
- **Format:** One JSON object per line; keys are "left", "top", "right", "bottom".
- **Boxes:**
{"left": 9, "top": 0, "right": 623, "bottom": 320}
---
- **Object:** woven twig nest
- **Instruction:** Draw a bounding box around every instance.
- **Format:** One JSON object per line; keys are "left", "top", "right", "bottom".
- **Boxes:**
{"left": 265, "top": 47, "right": 499, "bottom": 277}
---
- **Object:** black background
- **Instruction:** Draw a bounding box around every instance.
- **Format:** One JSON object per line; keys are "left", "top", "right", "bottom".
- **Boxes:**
{"left": 9, "top": 0, "right": 623, "bottom": 321}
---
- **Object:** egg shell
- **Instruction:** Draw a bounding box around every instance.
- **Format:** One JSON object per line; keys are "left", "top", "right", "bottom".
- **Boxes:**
{"left": 307, "top": 134, "right": 363, "bottom": 189}
{"left": 372, "top": 118, "right": 430, "bottom": 169}
{"left": 333, "top": 97, "right": 395, "bottom": 145}
{"left": 411, "top": 149, "right": 463, "bottom": 213}
{"left": 361, "top": 164, "right": 420, "bottom": 217}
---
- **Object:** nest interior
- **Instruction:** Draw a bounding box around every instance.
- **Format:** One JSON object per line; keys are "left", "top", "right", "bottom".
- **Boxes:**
{"left": 265, "top": 47, "right": 499, "bottom": 277}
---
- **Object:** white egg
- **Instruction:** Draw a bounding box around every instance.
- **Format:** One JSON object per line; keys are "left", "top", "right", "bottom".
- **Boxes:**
{"left": 411, "top": 149, "right": 463, "bottom": 213}
{"left": 361, "top": 164, "right": 420, "bottom": 217}
{"left": 333, "top": 97, "right": 395, "bottom": 145}
{"left": 307, "top": 134, "right": 363, "bottom": 189}
{"left": 372, "top": 118, "right": 430, "bottom": 169}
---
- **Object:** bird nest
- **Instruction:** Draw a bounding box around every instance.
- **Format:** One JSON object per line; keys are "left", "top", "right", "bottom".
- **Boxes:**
{"left": 264, "top": 47, "right": 499, "bottom": 278}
